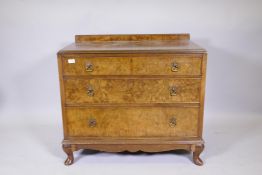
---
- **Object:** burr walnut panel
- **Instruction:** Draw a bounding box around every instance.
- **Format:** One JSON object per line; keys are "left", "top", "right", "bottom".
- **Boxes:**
{"left": 62, "top": 55, "right": 202, "bottom": 76}
{"left": 64, "top": 78, "right": 201, "bottom": 104}
{"left": 65, "top": 107, "right": 199, "bottom": 137}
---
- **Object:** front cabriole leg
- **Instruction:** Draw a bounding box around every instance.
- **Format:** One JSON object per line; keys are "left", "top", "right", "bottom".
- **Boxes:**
{"left": 193, "top": 144, "right": 204, "bottom": 166}
{"left": 62, "top": 144, "right": 74, "bottom": 165}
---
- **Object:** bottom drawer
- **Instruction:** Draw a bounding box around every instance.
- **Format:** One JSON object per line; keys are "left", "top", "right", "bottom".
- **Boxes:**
{"left": 65, "top": 107, "right": 199, "bottom": 137}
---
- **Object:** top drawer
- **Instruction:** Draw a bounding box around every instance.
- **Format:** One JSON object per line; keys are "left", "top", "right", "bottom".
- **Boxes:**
{"left": 62, "top": 54, "right": 202, "bottom": 76}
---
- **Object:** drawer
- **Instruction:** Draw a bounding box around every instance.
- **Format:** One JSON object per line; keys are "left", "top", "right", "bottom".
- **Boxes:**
{"left": 64, "top": 78, "right": 200, "bottom": 104}
{"left": 62, "top": 55, "right": 202, "bottom": 76}
{"left": 65, "top": 107, "right": 199, "bottom": 137}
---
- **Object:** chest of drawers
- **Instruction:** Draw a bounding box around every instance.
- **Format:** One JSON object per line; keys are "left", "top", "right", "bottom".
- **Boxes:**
{"left": 57, "top": 34, "right": 207, "bottom": 166}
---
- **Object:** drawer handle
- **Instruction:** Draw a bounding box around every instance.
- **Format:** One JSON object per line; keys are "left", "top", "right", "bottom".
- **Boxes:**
{"left": 88, "top": 118, "right": 96, "bottom": 127}
{"left": 171, "top": 62, "right": 179, "bottom": 72}
{"left": 87, "top": 85, "right": 94, "bottom": 96}
{"left": 169, "top": 86, "right": 177, "bottom": 96}
{"left": 169, "top": 117, "right": 176, "bottom": 127}
{"left": 86, "top": 62, "right": 93, "bottom": 72}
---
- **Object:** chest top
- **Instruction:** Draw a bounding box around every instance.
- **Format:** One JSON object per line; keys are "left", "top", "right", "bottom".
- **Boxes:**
{"left": 58, "top": 34, "right": 206, "bottom": 54}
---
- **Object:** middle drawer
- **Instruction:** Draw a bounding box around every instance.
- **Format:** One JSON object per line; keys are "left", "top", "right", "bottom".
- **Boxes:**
{"left": 64, "top": 78, "right": 200, "bottom": 104}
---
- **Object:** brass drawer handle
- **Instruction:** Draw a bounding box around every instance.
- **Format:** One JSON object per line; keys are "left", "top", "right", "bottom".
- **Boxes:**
{"left": 88, "top": 118, "right": 96, "bottom": 127}
{"left": 171, "top": 62, "right": 179, "bottom": 72}
{"left": 169, "top": 86, "right": 177, "bottom": 96}
{"left": 87, "top": 85, "right": 94, "bottom": 96}
{"left": 169, "top": 117, "right": 176, "bottom": 127}
{"left": 86, "top": 62, "right": 93, "bottom": 72}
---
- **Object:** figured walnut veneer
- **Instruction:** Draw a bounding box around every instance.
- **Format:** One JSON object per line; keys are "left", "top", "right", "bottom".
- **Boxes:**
{"left": 57, "top": 34, "right": 207, "bottom": 166}
{"left": 65, "top": 107, "right": 199, "bottom": 137}
{"left": 62, "top": 55, "right": 202, "bottom": 76}
{"left": 64, "top": 78, "right": 201, "bottom": 104}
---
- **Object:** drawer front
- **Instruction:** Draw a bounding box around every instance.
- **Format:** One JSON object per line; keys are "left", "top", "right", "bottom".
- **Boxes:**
{"left": 65, "top": 107, "right": 199, "bottom": 137}
{"left": 64, "top": 78, "right": 200, "bottom": 104}
{"left": 63, "top": 55, "right": 202, "bottom": 76}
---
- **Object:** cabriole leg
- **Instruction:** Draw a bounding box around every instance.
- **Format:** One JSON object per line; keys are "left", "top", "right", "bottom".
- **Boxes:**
{"left": 193, "top": 144, "right": 204, "bottom": 166}
{"left": 62, "top": 144, "right": 74, "bottom": 166}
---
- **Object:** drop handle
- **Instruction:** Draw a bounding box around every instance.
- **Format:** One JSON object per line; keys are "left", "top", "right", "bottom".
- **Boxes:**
{"left": 88, "top": 118, "right": 96, "bottom": 127}
{"left": 169, "top": 86, "right": 177, "bottom": 96}
{"left": 87, "top": 85, "right": 94, "bottom": 96}
{"left": 171, "top": 62, "right": 179, "bottom": 72}
{"left": 86, "top": 62, "right": 93, "bottom": 72}
{"left": 169, "top": 117, "right": 177, "bottom": 127}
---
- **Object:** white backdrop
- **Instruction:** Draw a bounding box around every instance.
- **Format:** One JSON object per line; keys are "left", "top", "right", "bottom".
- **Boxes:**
{"left": 0, "top": 0, "right": 261, "bottom": 174}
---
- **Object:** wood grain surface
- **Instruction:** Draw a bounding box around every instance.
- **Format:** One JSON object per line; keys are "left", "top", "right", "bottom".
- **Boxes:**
{"left": 62, "top": 54, "right": 202, "bottom": 76}
{"left": 64, "top": 78, "right": 201, "bottom": 104}
{"left": 75, "top": 34, "right": 190, "bottom": 42}
{"left": 65, "top": 107, "right": 199, "bottom": 137}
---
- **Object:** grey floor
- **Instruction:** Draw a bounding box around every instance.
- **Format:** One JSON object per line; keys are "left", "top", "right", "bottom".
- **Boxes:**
{"left": 0, "top": 111, "right": 261, "bottom": 175}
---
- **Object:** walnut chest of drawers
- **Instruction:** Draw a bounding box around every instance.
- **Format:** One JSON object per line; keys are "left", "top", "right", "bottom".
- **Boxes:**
{"left": 57, "top": 34, "right": 207, "bottom": 166}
